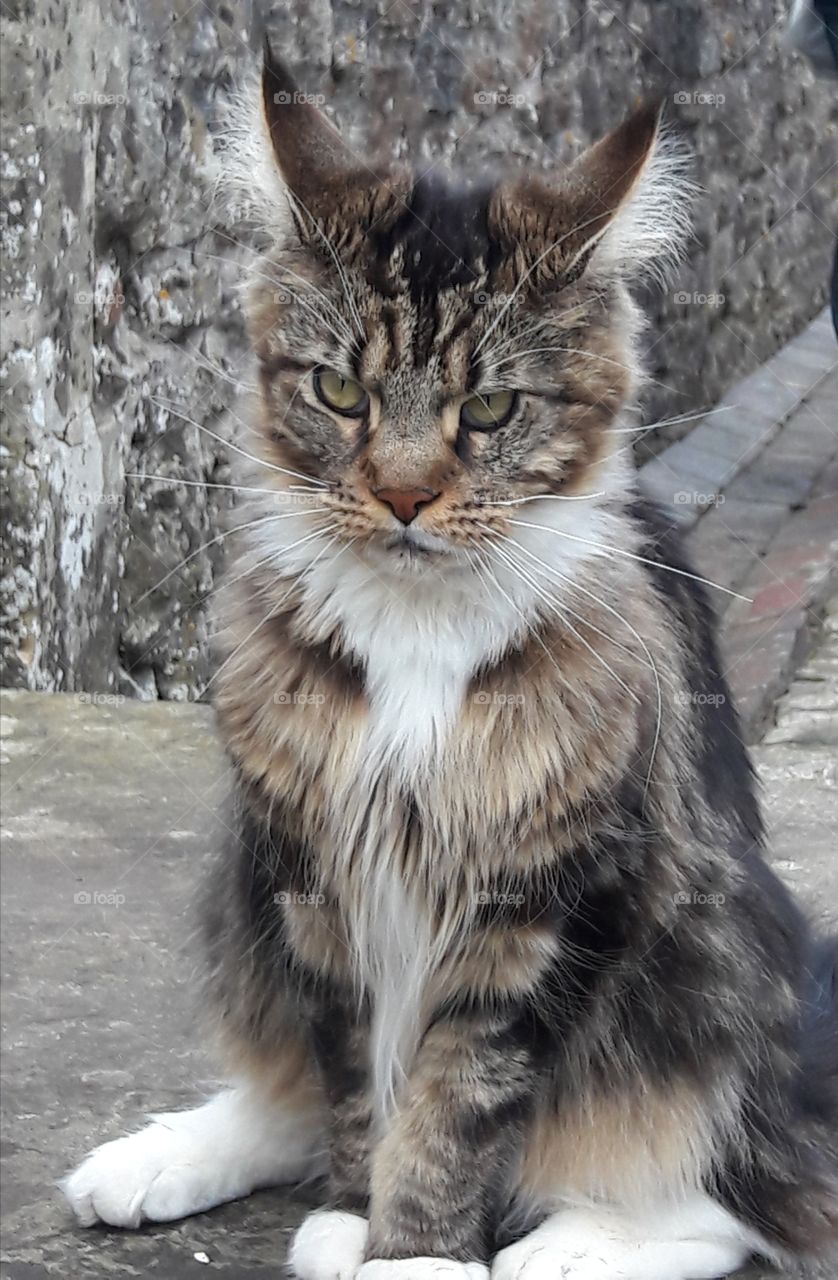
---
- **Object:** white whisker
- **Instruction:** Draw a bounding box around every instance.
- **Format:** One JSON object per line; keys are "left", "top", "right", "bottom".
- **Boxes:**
{"left": 507, "top": 518, "right": 751, "bottom": 602}
{"left": 204, "top": 532, "right": 353, "bottom": 695}
{"left": 125, "top": 473, "right": 326, "bottom": 499}
{"left": 281, "top": 196, "right": 366, "bottom": 343}
{"left": 133, "top": 510, "right": 329, "bottom": 607}
{"left": 148, "top": 397, "right": 330, "bottom": 489}
{"left": 470, "top": 208, "right": 617, "bottom": 361}
{"left": 194, "top": 524, "right": 330, "bottom": 611}
{"left": 486, "top": 537, "right": 641, "bottom": 707}
{"left": 610, "top": 404, "right": 735, "bottom": 436}
{"left": 480, "top": 490, "right": 607, "bottom": 507}
{"left": 497, "top": 532, "right": 666, "bottom": 796}
{"left": 190, "top": 239, "right": 355, "bottom": 350}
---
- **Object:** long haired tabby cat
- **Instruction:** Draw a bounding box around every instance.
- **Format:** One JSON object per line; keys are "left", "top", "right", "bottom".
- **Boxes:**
{"left": 62, "top": 46, "right": 838, "bottom": 1279}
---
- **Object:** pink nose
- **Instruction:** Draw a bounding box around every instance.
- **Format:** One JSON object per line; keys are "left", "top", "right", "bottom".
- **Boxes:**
{"left": 374, "top": 486, "right": 440, "bottom": 525}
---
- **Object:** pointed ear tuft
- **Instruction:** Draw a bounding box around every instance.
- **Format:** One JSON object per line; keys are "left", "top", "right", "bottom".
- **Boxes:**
{"left": 260, "top": 40, "right": 355, "bottom": 216}
{"left": 489, "top": 102, "right": 694, "bottom": 291}
{"left": 210, "top": 46, "right": 409, "bottom": 252}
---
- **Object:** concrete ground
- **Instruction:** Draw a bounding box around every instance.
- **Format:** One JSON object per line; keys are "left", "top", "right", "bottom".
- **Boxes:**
{"left": 2, "top": 602, "right": 837, "bottom": 1278}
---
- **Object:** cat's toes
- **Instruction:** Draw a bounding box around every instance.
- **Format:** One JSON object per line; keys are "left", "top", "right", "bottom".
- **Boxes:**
{"left": 61, "top": 1122, "right": 228, "bottom": 1228}
{"left": 492, "top": 1227, "right": 747, "bottom": 1280}
{"left": 492, "top": 1236, "right": 597, "bottom": 1280}
{"left": 288, "top": 1210, "right": 369, "bottom": 1280}
{"left": 358, "top": 1263, "right": 489, "bottom": 1280}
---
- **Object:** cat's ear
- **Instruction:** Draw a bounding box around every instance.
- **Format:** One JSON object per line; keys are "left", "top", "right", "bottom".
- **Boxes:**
{"left": 489, "top": 103, "right": 693, "bottom": 290}
{"left": 260, "top": 41, "right": 358, "bottom": 225}
{"left": 212, "top": 42, "right": 408, "bottom": 246}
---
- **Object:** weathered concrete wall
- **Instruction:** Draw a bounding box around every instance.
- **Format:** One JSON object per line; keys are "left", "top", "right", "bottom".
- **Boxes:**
{"left": 2, "top": 0, "right": 836, "bottom": 699}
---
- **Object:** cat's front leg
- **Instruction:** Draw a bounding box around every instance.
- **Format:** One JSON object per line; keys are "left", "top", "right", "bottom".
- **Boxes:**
{"left": 289, "top": 1000, "right": 374, "bottom": 1280}
{"left": 359, "top": 1007, "right": 538, "bottom": 1277}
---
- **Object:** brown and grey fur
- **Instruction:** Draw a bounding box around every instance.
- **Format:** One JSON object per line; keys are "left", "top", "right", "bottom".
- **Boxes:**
{"left": 65, "top": 45, "right": 838, "bottom": 1275}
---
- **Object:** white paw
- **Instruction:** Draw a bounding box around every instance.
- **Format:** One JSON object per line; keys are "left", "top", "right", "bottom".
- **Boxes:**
{"left": 492, "top": 1233, "right": 608, "bottom": 1280}
{"left": 358, "top": 1262, "right": 489, "bottom": 1280}
{"left": 492, "top": 1206, "right": 750, "bottom": 1280}
{"left": 61, "top": 1122, "right": 229, "bottom": 1227}
{"left": 62, "top": 1088, "right": 323, "bottom": 1229}
{"left": 289, "top": 1210, "right": 369, "bottom": 1279}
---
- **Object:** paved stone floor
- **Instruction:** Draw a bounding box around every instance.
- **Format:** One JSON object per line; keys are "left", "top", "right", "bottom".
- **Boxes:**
{"left": 2, "top": 603, "right": 837, "bottom": 1278}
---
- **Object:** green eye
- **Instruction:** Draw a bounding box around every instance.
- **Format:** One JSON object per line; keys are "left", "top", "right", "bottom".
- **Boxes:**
{"left": 313, "top": 368, "right": 369, "bottom": 417}
{"left": 460, "top": 390, "right": 517, "bottom": 431}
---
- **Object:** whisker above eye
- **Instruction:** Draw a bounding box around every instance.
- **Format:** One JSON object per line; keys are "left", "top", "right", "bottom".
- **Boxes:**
{"left": 481, "top": 345, "right": 680, "bottom": 395}
{"left": 195, "top": 233, "right": 359, "bottom": 350}
{"left": 281, "top": 194, "right": 366, "bottom": 343}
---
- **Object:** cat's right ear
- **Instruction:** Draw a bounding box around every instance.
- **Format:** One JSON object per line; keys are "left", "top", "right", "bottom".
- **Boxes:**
{"left": 260, "top": 40, "right": 357, "bottom": 227}
{"left": 212, "top": 42, "right": 408, "bottom": 247}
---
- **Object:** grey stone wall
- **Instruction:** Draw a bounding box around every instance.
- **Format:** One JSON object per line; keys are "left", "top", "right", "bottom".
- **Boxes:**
{"left": 2, "top": 0, "right": 836, "bottom": 699}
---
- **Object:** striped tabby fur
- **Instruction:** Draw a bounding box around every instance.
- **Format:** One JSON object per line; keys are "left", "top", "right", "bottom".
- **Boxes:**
{"left": 63, "top": 43, "right": 838, "bottom": 1280}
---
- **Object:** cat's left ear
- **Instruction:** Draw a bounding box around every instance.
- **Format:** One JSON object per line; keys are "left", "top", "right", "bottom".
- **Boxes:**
{"left": 489, "top": 103, "right": 693, "bottom": 290}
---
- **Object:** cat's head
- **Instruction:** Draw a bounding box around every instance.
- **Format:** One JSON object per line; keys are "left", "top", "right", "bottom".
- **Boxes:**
{"left": 221, "top": 45, "right": 691, "bottom": 577}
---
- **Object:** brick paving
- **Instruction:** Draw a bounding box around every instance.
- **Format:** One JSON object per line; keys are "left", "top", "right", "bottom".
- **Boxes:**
{"left": 639, "top": 309, "right": 838, "bottom": 741}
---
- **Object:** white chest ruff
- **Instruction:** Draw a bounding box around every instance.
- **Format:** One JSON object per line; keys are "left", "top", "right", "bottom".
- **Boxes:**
{"left": 286, "top": 493, "right": 629, "bottom": 1117}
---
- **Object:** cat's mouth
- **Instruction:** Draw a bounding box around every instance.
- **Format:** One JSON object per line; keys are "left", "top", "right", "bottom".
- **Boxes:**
{"left": 382, "top": 527, "right": 451, "bottom": 559}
